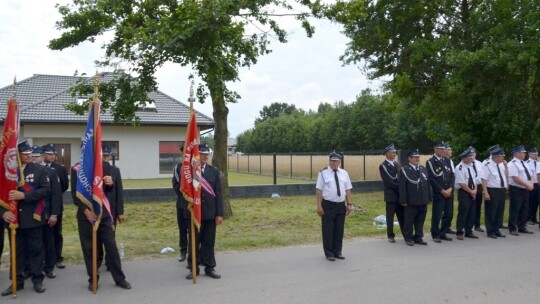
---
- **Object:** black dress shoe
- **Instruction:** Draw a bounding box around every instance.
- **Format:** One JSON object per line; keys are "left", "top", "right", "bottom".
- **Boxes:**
{"left": 326, "top": 256, "right": 335, "bottom": 261}
{"left": 335, "top": 255, "right": 345, "bottom": 260}
{"left": 178, "top": 253, "right": 187, "bottom": 262}
{"left": 1, "top": 285, "right": 24, "bottom": 296}
{"left": 433, "top": 237, "right": 442, "bottom": 243}
{"left": 440, "top": 235, "right": 453, "bottom": 241}
{"left": 446, "top": 228, "right": 456, "bottom": 234}
{"left": 116, "top": 280, "right": 132, "bottom": 289}
{"left": 405, "top": 240, "right": 414, "bottom": 246}
{"left": 33, "top": 283, "right": 46, "bottom": 293}
{"left": 45, "top": 271, "right": 56, "bottom": 279}
{"left": 487, "top": 234, "right": 498, "bottom": 239}
{"left": 56, "top": 261, "right": 66, "bottom": 269}
{"left": 518, "top": 229, "right": 534, "bottom": 234}
{"left": 465, "top": 233, "right": 479, "bottom": 239}
{"left": 495, "top": 233, "right": 506, "bottom": 238}
{"left": 88, "top": 283, "right": 98, "bottom": 292}
{"left": 456, "top": 235, "right": 464, "bottom": 240}
{"left": 388, "top": 237, "right": 396, "bottom": 243}
{"left": 205, "top": 270, "right": 221, "bottom": 279}
{"left": 474, "top": 227, "right": 485, "bottom": 232}
{"left": 186, "top": 268, "right": 200, "bottom": 280}
{"left": 414, "top": 239, "right": 428, "bottom": 245}
{"left": 510, "top": 230, "right": 519, "bottom": 236}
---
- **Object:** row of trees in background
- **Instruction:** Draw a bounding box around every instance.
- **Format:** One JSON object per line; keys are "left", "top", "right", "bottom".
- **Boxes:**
{"left": 237, "top": 94, "right": 432, "bottom": 153}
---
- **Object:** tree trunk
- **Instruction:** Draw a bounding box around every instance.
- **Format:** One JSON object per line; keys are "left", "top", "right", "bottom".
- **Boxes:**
{"left": 210, "top": 90, "right": 232, "bottom": 218}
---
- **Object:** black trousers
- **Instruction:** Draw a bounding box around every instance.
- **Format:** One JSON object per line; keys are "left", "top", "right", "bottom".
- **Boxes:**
{"left": 385, "top": 202, "right": 404, "bottom": 238}
{"left": 508, "top": 186, "right": 529, "bottom": 231}
{"left": 78, "top": 219, "right": 125, "bottom": 283}
{"left": 474, "top": 185, "right": 484, "bottom": 228}
{"left": 431, "top": 195, "right": 454, "bottom": 237}
{"left": 485, "top": 188, "right": 505, "bottom": 235}
{"left": 320, "top": 200, "right": 346, "bottom": 258}
{"left": 187, "top": 219, "right": 217, "bottom": 272}
{"left": 0, "top": 219, "right": 4, "bottom": 263}
{"left": 177, "top": 207, "right": 189, "bottom": 254}
{"left": 42, "top": 224, "right": 57, "bottom": 273}
{"left": 456, "top": 189, "right": 476, "bottom": 235}
{"left": 403, "top": 205, "right": 427, "bottom": 241}
{"left": 13, "top": 226, "right": 45, "bottom": 286}
{"left": 53, "top": 214, "right": 64, "bottom": 263}
{"left": 528, "top": 183, "right": 539, "bottom": 221}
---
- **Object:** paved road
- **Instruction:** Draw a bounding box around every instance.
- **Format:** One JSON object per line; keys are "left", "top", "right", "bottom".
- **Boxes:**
{"left": 1, "top": 228, "right": 539, "bottom": 304}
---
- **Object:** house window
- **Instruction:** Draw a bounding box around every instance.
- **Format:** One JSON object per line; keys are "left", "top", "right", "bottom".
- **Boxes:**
{"left": 102, "top": 141, "right": 120, "bottom": 161}
{"left": 159, "top": 141, "right": 183, "bottom": 174}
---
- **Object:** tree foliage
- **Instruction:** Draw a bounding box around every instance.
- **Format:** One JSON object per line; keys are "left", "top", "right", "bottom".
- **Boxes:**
{"left": 49, "top": 0, "right": 316, "bottom": 217}
{"left": 254, "top": 102, "right": 301, "bottom": 125}
{"left": 322, "top": 0, "right": 540, "bottom": 154}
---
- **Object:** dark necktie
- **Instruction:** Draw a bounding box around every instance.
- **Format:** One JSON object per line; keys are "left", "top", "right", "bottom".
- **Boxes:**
{"left": 334, "top": 170, "right": 341, "bottom": 197}
{"left": 521, "top": 161, "right": 531, "bottom": 181}
{"left": 467, "top": 167, "right": 475, "bottom": 190}
{"left": 472, "top": 162, "right": 477, "bottom": 176}
{"left": 497, "top": 165, "right": 505, "bottom": 187}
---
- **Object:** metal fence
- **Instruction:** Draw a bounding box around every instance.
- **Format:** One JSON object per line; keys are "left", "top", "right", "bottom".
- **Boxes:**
{"left": 227, "top": 152, "right": 432, "bottom": 183}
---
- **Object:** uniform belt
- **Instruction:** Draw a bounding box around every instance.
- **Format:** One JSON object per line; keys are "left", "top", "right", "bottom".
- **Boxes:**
{"left": 510, "top": 185, "right": 527, "bottom": 191}
{"left": 322, "top": 199, "right": 344, "bottom": 204}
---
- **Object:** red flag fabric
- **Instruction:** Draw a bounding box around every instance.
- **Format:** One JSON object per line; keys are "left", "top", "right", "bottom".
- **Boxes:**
{"left": 181, "top": 112, "right": 202, "bottom": 230}
{"left": 91, "top": 100, "right": 112, "bottom": 226}
{"left": 0, "top": 98, "right": 21, "bottom": 229}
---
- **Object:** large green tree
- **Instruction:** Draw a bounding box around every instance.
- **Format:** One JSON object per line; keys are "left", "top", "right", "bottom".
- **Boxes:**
{"left": 49, "top": 0, "right": 316, "bottom": 217}
{"left": 323, "top": 0, "right": 540, "bottom": 153}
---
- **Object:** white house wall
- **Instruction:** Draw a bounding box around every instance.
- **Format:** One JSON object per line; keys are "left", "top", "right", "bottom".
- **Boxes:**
{"left": 21, "top": 124, "right": 189, "bottom": 179}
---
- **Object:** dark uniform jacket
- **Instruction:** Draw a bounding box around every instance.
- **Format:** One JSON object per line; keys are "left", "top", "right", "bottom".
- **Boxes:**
{"left": 379, "top": 160, "right": 400, "bottom": 203}
{"left": 184, "top": 164, "right": 224, "bottom": 220}
{"left": 172, "top": 163, "right": 189, "bottom": 209}
{"left": 103, "top": 161, "right": 124, "bottom": 219}
{"left": 426, "top": 155, "right": 455, "bottom": 199}
{"left": 44, "top": 165, "right": 62, "bottom": 217}
{"left": 0, "top": 163, "right": 50, "bottom": 229}
{"left": 399, "top": 164, "right": 431, "bottom": 206}
{"left": 49, "top": 162, "right": 68, "bottom": 213}
{"left": 71, "top": 163, "right": 111, "bottom": 221}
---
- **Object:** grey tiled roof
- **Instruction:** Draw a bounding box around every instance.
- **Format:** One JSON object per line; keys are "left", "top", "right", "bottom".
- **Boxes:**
{"left": 0, "top": 73, "right": 214, "bottom": 128}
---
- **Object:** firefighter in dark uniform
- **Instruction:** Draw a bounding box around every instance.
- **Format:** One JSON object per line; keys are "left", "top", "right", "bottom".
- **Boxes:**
{"left": 507, "top": 145, "right": 534, "bottom": 235}
{"left": 316, "top": 151, "right": 353, "bottom": 260}
{"left": 378, "top": 144, "right": 403, "bottom": 243}
{"left": 454, "top": 149, "right": 479, "bottom": 240}
{"left": 185, "top": 144, "right": 224, "bottom": 280}
{"left": 480, "top": 147, "right": 508, "bottom": 238}
{"left": 42, "top": 143, "right": 69, "bottom": 269}
{"left": 1, "top": 141, "right": 50, "bottom": 296}
{"left": 399, "top": 149, "right": 431, "bottom": 246}
{"left": 97, "top": 145, "right": 126, "bottom": 270}
{"left": 71, "top": 158, "right": 131, "bottom": 291}
{"left": 31, "top": 146, "right": 62, "bottom": 279}
{"left": 525, "top": 148, "right": 540, "bottom": 224}
{"left": 173, "top": 146, "right": 189, "bottom": 262}
{"left": 427, "top": 142, "right": 455, "bottom": 243}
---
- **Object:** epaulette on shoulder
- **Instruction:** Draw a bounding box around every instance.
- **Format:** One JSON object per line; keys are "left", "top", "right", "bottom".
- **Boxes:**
{"left": 320, "top": 168, "right": 326, "bottom": 172}
{"left": 485, "top": 161, "right": 490, "bottom": 166}
{"left": 458, "top": 165, "right": 462, "bottom": 170}
{"left": 511, "top": 159, "right": 516, "bottom": 162}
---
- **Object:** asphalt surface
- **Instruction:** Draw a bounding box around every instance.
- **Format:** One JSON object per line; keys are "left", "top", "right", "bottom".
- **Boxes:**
{"left": 1, "top": 227, "right": 540, "bottom": 304}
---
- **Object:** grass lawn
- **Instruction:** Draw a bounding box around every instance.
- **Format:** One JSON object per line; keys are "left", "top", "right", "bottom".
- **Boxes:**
{"left": 0, "top": 191, "right": 507, "bottom": 266}
{"left": 122, "top": 171, "right": 311, "bottom": 188}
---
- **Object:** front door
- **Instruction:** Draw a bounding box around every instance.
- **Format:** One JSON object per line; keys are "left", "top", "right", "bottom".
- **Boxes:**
{"left": 53, "top": 143, "right": 71, "bottom": 173}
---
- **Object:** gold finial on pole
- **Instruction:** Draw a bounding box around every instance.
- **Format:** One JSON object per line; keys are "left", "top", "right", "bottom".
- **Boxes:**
{"left": 189, "top": 80, "right": 194, "bottom": 114}
{"left": 11, "top": 77, "right": 17, "bottom": 99}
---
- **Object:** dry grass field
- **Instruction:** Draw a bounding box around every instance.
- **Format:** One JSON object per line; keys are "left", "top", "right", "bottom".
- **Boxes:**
{"left": 228, "top": 154, "right": 431, "bottom": 181}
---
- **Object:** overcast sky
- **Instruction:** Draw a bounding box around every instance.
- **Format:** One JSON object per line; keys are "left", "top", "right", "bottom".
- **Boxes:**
{"left": 0, "top": 1, "right": 381, "bottom": 137}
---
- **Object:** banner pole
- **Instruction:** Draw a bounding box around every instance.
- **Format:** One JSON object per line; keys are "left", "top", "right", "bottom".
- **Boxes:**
{"left": 10, "top": 228, "right": 17, "bottom": 298}
{"left": 191, "top": 217, "right": 197, "bottom": 284}
{"left": 91, "top": 71, "right": 100, "bottom": 294}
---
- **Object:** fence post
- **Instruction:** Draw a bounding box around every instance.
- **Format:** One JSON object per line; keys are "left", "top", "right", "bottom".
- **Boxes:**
{"left": 290, "top": 153, "right": 293, "bottom": 178}
{"left": 273, "top": 153, "right": 277, "bottom": 185}
{"left": 260, "top": 153, "right": 262, "bottom": 175}
{"left": 247, "top": 154, "right": 250, "bottom": 174}
{"left": 363, "top": 150, "right": 366, "bottom": 181}
{"left": 236, "top": 153, "right": 239, "bottom": 172}
{"left": 310, "top": 153, "right": 313, "bottom": 180}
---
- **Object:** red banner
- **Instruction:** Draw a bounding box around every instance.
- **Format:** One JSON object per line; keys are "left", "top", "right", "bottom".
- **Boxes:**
{"left": 0, "top": 98, "right": 20, "bottom": 229}
{"left": 181, "top": 112, "right": 202, "bottom": 230}
{"left": 92, "top": 100, "right": 111, "bottom": 226}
